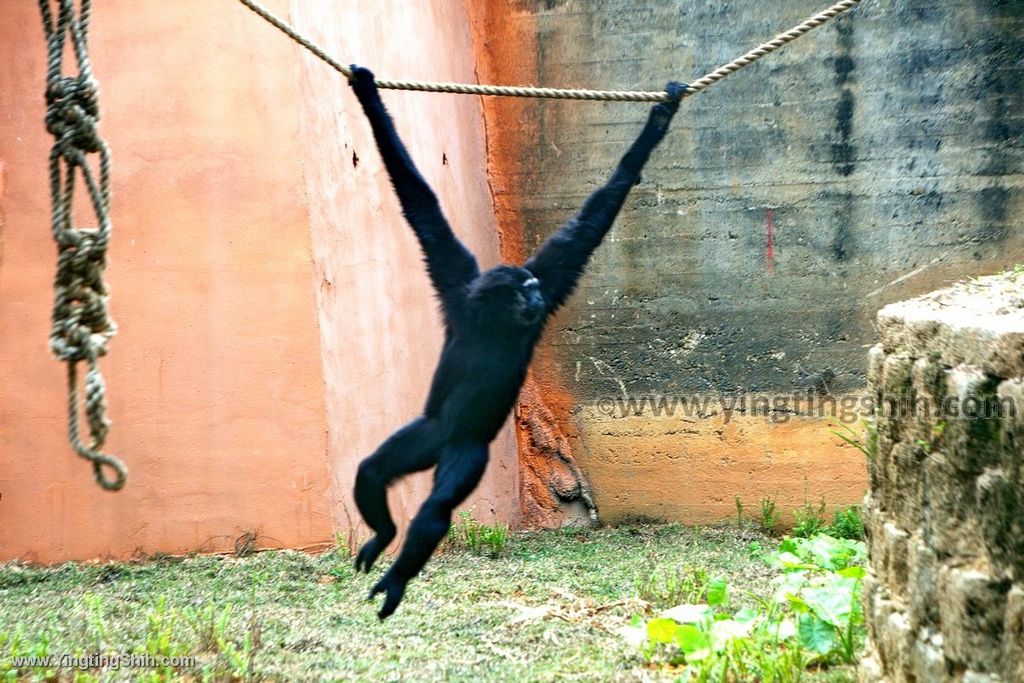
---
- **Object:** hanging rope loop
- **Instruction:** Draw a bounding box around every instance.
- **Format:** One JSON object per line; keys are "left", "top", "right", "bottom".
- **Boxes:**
{"left": 39, "top": 0, "right": 126, "bottom": 491}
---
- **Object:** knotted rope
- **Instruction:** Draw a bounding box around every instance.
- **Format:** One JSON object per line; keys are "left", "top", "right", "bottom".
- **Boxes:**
{"left": 237, "top": 0, "right": 862, "bottom": 101}
{"left": 39, "top": 0, "right": 126, "bottom": 491}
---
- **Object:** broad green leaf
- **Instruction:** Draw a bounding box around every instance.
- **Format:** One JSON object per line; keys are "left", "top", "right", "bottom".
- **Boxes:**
{"left": 711, "top": 618, "right": 754, "bottom": 648}
{"left": 838, "top": 565, "right": 866, "bottom": 579}
{"left": 707, "top": 578, "right": 729, "bottom": 607}
{"left": 776, "top": 551, "right": 817, "bottom": 571}
{"left": 674, "top": 624, "right": 710, "bottom": 654}
{"left": 647, "top": 617, "right": 679, "bottom": 644}
{"left": 798, "top": 614, "right": 837, "bottom": 654}
{"left": 785, "top": 593, "right": 810, "bottom": 613}
{"left": 732, "top": 607, "right": 759, "bottom": 623}
{"left": 662, "top": 604, "right": 713, "bottom": 624}
{"left": 804, "top": 582, "right": 855, "bottom": 628}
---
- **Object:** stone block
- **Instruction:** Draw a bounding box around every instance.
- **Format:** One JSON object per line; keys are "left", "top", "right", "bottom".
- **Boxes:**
{"left": 862, "top": 494, "right": 886, "bottom": 544}
{"left": 879, "top": 522, "right": 910, "bottom": 596}
{"left": 907, "top": 539, "right": 939, "bottom": 630}
{"left": 911, "top": 629, "right": 947, "bottom": 683}
{"left": 941, "top": 366, "right": 1001, "bottom": 474}
{"left": 868, "top": 345, "right": 887, "bottom": 391}
{"left": 867, "top": 274, "right": 1024, "bottom": 682}
{"left": 922, "top": 452, "right": 981, "bottom": 558}
{"left": 938, "top": 568, "right": 1011, "bottom": 673}
{"left": 878, "top": 353, "right": 915, "bottom": 444}
{"left": 1002, "top": 584, "right": 1024, "bottom": 679}
{"left": 859, "top": 646, "right": 889, "bottom": 683}
{"left": 880, "top": 608, "right": 915, "bottom": 682}
{"left": 871, "top": 427, "right": 897, "bottom": 499}
{"left": 888, "top": 439, "right": 925, "bottom": 530}
{"left": 976, "top": 469, "right": 1024, "bottom": 579}
{"left": 882, "top": 353, "right": 915, "bottom": 397}
{"left": 909, "top": 356, "right": 948, "bottom": 447}
{"left": 877, "top": 291, "right": 1024, "bottom": 379}
{"left": 997, "top": 379, "right": 1024, "bottom": 474}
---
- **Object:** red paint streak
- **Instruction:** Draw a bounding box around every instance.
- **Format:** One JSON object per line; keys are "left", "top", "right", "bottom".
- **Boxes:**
{"left": 765, "top": 209, "right": 775, "bottom": 274}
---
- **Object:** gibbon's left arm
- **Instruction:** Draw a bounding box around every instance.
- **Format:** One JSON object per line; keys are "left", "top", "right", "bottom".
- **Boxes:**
{"left": 525, "top": 82, "right": 686, "bottom": 312}
{"left": 349, "top": 66, "right": 480, "bottom": 318}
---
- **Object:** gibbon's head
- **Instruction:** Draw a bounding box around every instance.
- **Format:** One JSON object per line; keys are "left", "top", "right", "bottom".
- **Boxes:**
{"left": 469, "top": 265, "right": 546, "bottom": 328}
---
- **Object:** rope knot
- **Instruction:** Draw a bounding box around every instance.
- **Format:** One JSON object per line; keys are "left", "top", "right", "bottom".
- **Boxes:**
{"left": 45, "top": 76, "right": 102, "bottom": 154}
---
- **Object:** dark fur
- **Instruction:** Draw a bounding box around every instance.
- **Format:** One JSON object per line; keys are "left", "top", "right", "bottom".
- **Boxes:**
{"left": 349, "top": 66, "right": 684, "bottom": 618}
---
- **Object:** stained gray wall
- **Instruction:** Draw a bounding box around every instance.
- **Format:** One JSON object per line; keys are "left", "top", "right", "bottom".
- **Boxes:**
{"left": 519, "top": 0, "right": 1023, "bottom": 399}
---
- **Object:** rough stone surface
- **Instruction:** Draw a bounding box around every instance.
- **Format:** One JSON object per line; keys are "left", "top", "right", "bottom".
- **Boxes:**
{"left": 515, "top": 377, "right": 597, "bottom": 527}
{"left": 862, "top": 272, "right": 1024, "bottom": 682}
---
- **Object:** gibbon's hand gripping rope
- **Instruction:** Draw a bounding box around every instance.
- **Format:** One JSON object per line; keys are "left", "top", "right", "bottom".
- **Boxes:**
{"left": 39, "top": 0, "right": 126, "bottom": 490}
{"left": 237, "top": 0, "right": 862, "bottom": 102}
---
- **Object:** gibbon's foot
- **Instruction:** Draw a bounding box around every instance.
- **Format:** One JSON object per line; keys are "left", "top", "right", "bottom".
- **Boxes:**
{"left": 368, "top": 569, "right": 407, "bottom": 620}
{"left": 354, "top": 534, "right": 391, "bottom": 573}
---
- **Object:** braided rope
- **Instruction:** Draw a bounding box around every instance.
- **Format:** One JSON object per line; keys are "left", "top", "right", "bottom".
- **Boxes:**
{"left": 238, "top": 0, "right": 862, "bottom": 101}
{"left": 39, "top": 0, "right": 126, "bottom": 491}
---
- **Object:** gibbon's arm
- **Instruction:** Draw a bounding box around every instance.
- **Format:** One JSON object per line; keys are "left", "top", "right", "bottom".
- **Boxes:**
{"left": 349, "top": 66, "right": 479, "bottom": 310}
{"left": 525, "top": 82, "right": 686, "bottom": 313}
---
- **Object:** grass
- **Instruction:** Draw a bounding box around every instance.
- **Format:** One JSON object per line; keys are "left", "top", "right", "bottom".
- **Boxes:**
{"left": 0, "top": 525, "right": 857, "bottom": 682}
{"left": 447, "top": 510, "right": 510, "bottom": 558}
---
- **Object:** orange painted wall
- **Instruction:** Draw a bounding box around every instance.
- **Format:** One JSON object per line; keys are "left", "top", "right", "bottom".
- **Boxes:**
{"left": 287, "top": 0, "right": 519, "bottom": 537}
{"left": 0, "top": 0, "right": 516, "bottom": 563}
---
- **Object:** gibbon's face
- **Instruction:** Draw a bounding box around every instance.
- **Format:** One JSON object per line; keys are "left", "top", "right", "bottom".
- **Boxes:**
{"left": 470, "top": 265, "right": 546, "bottom": 328}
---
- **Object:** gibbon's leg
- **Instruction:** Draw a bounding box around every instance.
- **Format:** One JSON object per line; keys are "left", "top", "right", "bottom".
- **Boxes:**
{"left": 354, "top": 416, "right": 443, "bottom": 572}
{"left": 369, "top": 442, "right": 489, "bottom": 619}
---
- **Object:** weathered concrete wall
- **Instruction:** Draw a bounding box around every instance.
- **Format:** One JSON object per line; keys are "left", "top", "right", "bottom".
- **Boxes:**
{"left": 469, "top": 0, "right": 1024, "bottom": 525}
{"left": 0, "top": 0, "right": 516, "bottom": 562}
{"left": 861, "top": 272, "right": 1024, "bottom": 682}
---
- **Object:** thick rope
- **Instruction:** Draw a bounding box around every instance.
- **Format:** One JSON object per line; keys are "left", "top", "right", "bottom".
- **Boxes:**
{"left": 237, "top": 0, "right": 862, "bottom": 101}
{"left": 39, "top": 0, "right": 126, "bottom": 491}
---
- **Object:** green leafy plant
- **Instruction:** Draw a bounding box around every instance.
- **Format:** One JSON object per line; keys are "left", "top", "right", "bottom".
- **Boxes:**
{"left": 448, "top": 510, "right": 509, "bottom": 558}
{"left": 83, "top": 594, "right": 108, "bottom": 651}
{"left": 826, "top": 506, "right": 864, "bottom": 541}
{"left": 831, "top": 419, "right": 877, "bottom": 461}
{"left": 759, "top": 497, "right": 781, "bottom": 535}
{"left": 626, "top": 533, "right": 867, "bottom": 679}
{"left": 916, "top": 420, "right": 948, "bottom": 455}
{"left": 792, "top": 497, "right": 827, "bottom": 539}
{"left": 182, "top": 603, "right": 225, "bottom": 653}
{"left": 734, "top": 496, "right": 744, "bottom": 528}
{"left": 774, "top": 535, "right": 867, "bottom": 664}
{"left": 215, "top": 610, "right": 261, "bottom": 682}
{"left": 636, "top": 565, "right": 710, "bottom": 609}
{"left": 139, "top": 596, "right": 192, "bottom": 680}
{"left": 0, "top": 628, "right": 56, "bottom": 681}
